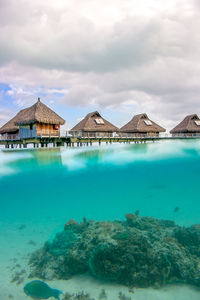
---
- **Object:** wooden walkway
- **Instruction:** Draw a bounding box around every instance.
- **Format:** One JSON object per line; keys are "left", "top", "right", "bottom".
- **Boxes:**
{"left": 0, "top": 136, "right": 199, "bottom": 149}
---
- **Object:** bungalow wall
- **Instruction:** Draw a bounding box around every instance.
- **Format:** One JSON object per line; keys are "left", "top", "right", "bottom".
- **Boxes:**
{"left": 171, "top": 132, "right": 200, "bottom": 137}
{"left": 121, "top": 132, "right": 160, "bottom": 138}
{"left": 19, "top": 123, "right": 60, "bottom": 139}
{"left": 19, "top": 125, "right": 36, "bottom": 139}
{"left": 70, "top": 131, "right": 114, "bottom": 138}
{"left": 36, "top": 123, "right": 60, "bottom": 137}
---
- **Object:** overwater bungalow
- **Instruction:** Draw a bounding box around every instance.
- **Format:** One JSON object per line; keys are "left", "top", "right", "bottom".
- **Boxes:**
{"left": 0, "top": 98, "right": 65, "bottom": 140}
{"left": 69, "top": 111, "right": 119, "bottom": 138}
{"left": 120, "top": 113, "right": 166, "bottom": 137}
{"left": 170, "top": 114, "right": 200, "bottom": 137}
{"left": 15, "top": 98, "right": 65, "bottom": 139}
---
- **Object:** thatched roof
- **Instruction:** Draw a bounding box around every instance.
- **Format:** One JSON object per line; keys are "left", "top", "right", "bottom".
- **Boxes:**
{"left": 0, "top": 108, "right": 28, "bottom": 134}
{"left": 170, "top": 114, "right": 200, "bottom": 133}
{"left": 120, "top": 113, "right": 166, "bottom": 133}
{"left": 15, "top": 98, "right": 65, "bottom": 126}
{"left": 70, "top": 111, "right": 119, "bottom": 132}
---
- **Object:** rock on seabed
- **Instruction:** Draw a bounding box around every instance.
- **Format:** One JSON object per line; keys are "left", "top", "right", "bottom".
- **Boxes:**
{"left": 29, "top": 215, "right": 200, "bottom": 288}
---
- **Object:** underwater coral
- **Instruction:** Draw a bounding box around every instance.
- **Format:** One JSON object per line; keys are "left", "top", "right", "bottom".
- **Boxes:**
{"left": 29, "top": 214, "right": 200, "bottom": 288}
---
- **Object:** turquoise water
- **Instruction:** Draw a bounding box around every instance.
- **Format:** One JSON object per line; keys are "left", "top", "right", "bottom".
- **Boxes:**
{"left": 1, "top": 140, "right": 200, "bottom": 299}
{"left": 1, "top": 140, "right": 200, "bottom": 227}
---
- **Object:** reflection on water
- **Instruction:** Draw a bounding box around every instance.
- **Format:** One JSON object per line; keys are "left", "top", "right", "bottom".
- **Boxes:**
{"left": 1, "top": 140, "right": 200, "bottom": 175}
{"left": 33, "top": 148, "right": 63, "bottom": 166}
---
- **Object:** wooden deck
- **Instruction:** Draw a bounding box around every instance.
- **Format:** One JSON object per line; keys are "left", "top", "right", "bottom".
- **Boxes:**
{"left": 0, "top": 136, "right": 200, "bottom": 149}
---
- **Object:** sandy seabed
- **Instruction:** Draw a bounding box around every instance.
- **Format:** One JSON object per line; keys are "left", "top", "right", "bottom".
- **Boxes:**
{"left": 1, "top": 222, "right": 200, "bottom": 300}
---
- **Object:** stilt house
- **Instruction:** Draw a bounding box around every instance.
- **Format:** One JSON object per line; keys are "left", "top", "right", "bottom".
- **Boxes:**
{"left": 69, "top": 111, "right": 119, "bottom": 138}
{"left": 15, "top": 98, "right": 65, "bottom": 139}
{"left": 120, "top": 113, "right": 166, "bottom": 137}
{"left": 170, "top": 114, "right": 200, "bottom": 137}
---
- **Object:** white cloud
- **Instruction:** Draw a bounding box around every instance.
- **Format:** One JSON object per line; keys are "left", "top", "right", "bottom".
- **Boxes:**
{"left": 0, "top": 107, "right": 16, "bottom": 127}
{"left": 0, "top": 0, "right": 200, "bottom": 130}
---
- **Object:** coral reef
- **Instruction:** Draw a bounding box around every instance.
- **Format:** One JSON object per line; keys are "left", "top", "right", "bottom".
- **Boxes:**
{"left": 29, "top": 215, "right": 200, "bottom": 288}
{"left": 45, "top": 230, "right": 78, "bottom": 257}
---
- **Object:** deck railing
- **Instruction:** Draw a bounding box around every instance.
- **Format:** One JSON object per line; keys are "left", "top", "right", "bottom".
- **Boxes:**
{"left": 37, "top": 129, "right": 60, "bottom": 137}
{"left": 0, "top": 135, "right": 20, "bottom": 141}
{"left": 172, "top": 133, "right": 200, "bottom": 137}
{"left": 37, "top": 130, "right": 66, "bottom": 137}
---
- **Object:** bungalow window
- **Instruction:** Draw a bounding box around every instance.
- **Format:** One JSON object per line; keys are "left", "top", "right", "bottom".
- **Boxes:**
{"left": 144, "top": 120, "right": 152, "bottom": 126}
{"left": 30, "top": 124, "right": 33, "bottom": 130}
{"left": 95, "top": 118, "right": 104, "bottom": 125}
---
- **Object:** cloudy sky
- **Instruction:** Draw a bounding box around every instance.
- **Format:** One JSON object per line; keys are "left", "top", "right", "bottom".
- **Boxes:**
{"left": 0, "top": 0, "right": 199, "bottom": 131}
